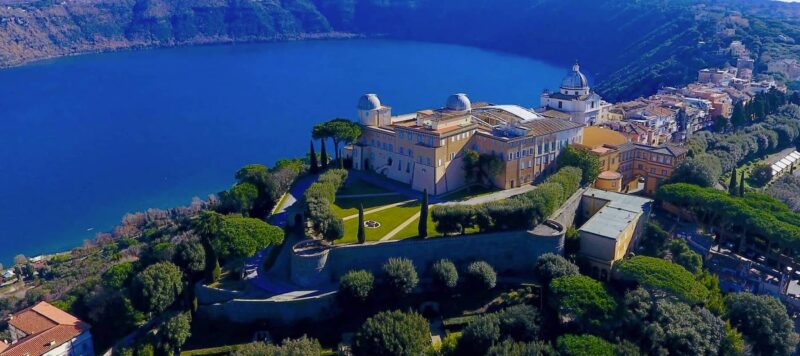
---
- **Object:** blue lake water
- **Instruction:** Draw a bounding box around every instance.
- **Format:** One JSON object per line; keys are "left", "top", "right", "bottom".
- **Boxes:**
{"left": 0, "top": 39, "right": 566, "bottom": 265}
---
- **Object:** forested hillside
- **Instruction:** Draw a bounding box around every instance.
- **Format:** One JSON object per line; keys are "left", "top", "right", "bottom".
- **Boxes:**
{"left": 0, "top": 0, "right": 797, "bottom": 100}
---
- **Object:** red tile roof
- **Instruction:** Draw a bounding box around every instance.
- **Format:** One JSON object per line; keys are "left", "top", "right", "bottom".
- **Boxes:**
{"left": 2, "top": 302, "right": 89, "bottom": 356}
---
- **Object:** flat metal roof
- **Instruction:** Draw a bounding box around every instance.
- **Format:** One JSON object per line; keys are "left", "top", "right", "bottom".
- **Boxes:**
{"left": 579, "top": 188, "right": 653, "bottom": 240}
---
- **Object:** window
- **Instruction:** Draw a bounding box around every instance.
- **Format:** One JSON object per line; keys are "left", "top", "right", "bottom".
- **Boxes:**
{"left": 650, "top": 167, "right": 656, "bottom": 174}
{"left": 399, "top": 147, "right": 404, "bottom": 155}
{"left": 558, "top": 101, "right": 563, "bottom": 109}
{"left": 520, "top": 161, "right": 525, "bottom": 169}
{"left": 516, "top": 151, "right": 521, "bottom": 159}
{"left": 440, "top": 139, "right": 445, "bottom": 146}
{"left": 528, "top": 160, "right": 532, "bottom": 168}
{"left": 538, "top": 144, "right": 543, "bottom": 154}
{"left": 398, "top": 160, "right": 402, "bottom": 171}
{"left": 438, "top": 159, "right": 442, "bottom": 167}
{"left": 508, "top": 153, "right": 513, "bottom": 160}
{"left": 452, "top": 136, "right": 456, "bottom": 142}
{"left": 406, "top": 162, "right": 411, "bottom": 172}
{"left": 427, "top": 157, "right": 432, "bottom": 165}
{"left": 428, "top": 138, "right": 434, "bottom": 146}
{"left": 544, "top": 156, "right": 549, "bottom": 164}
{"left": 399, "top": 132, "right": 404, "bottom": 139}
{"left": 638, "top": 164, "right": 644, "bottom": 169}
{"left": 450, "top": 152, "right": 455, "bottom": 160}
{"left": 536, "top": 157, "right": 541, "bottom": 165}
{"left": 529, "top": 148, "right": 534, "bottom": 155}
{"left": 662, "top": 169, "right": 667, "bottom": 176}
{"left": 591, "top": 101, "right": 595, "bottom": 109}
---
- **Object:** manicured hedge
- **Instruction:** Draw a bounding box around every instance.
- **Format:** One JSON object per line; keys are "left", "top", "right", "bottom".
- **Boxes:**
{"left": 658, "top": 183, "right": 800, "bottom": 249}
{"left": 613, "top": 256, "right": 709, "bottom": 304}
{"left": 303, "top": 169, "right": 348, "bottom": 240}
{"left": 431, "top": 166, "right": 582, "bottom": 233}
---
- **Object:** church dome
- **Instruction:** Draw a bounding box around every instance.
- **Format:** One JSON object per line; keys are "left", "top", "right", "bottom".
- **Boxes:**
{"left": 445, "top": 93, "right": 471, "bottom": 111}
{"left": 357, "top": 94, "right": 381, "bottom": 111}
{"left": 560, "top": 63, "right": 589, "bottom": 90}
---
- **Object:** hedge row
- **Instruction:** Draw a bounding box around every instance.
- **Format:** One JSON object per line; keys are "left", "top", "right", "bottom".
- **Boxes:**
{"left": 304, "top": 169, "right": 348, "bottom": 240}
{"left": 657, "top": 183, "right": 800, "bottom": 249}
{"left": 431, "top": 167, "right": 582, "bottom": 234}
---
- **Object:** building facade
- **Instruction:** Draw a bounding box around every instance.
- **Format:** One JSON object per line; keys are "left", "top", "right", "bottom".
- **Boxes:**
{"left": 0, "top": 302, "right": 93, "bottom": 356}
{"left": 579, "top": 189, "right": 653, "bottom": 280}
{"left": 617, "top": 143, "right": 688, "bottom": 195}
{"left": 540, "top": 64, "right": 610, "bottom": 126}
{"left": 352, "top": 93, "right": 585, "bottom": 195}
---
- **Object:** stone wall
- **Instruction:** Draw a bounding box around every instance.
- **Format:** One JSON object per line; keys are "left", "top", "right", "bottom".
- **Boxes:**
{"left": 199, "top": 188, "right": 585, "bottom": 324}
{"left": 199, "top": 292, "right": 339, "bottom": 324}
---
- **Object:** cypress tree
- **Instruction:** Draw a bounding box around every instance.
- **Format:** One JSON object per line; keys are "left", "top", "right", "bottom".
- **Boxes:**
{"left": 419, "top": 189, "right": 429, "bottom": 238}
{"left": 320, "top": 139, "right": 329, "bottom": 170}
{"left": 309, "top": 140, "right": 319, "bottom": 174}
{"left": 357, "top": 204, "right": 366, "bottom": 244}
{"left": 728, "top": 168, "right": 738, "bottom": 195}
{"left": 739, "top": 171, "right": 745, "bottom": 197}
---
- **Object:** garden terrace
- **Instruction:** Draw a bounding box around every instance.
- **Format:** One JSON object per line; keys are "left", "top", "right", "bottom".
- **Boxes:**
{"left": 430, "top": 167, "right": 582, "bottom": 235}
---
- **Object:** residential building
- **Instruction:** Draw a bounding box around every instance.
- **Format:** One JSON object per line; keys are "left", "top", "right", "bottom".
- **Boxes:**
{"left": 352, "top": 93, "right": 585, "bottom": 195}
{"left": 539, "top": 64, "right": 611, "bottom": 125}
{"left": 617, "top": 143, "right": 688, "bottom": 195}
{"left": 0, "top": 302, "right": 93, "bottom": 356}
{"left": 578, "top": 189, "right": 653, "bottom": 280}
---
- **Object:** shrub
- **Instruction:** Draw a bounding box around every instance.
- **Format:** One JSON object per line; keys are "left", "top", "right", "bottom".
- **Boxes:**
{"left": 382, "top": 258, "right": 419, "bottom": 295}
{"left": 458, "top": 314, "right": 500, "bottom": 355}
{"left": 557, "top": 146, "right": 601, "bottom": 184}
{"left": 534, "top": 253, "right": 579, "bottom": 284}
{"left": 352, "top": 310, "right": 430, "bottom": 356}
{"left": 431, "top": 205, "right": 476, "bottom": 235}
{"left": 431, "top": 259, "right": 459, "bottom": 292}
{"left": 466, "top": 261, "right": 496, "bottom": 290}
{"left": 556, "top": 334, "right": 614, "bottom": 356}
{"left": 614, "top": 256, "right": 709, "bottom": 304}
{"left": 339, "top": 270, "right": 374, "bottom": 304}
{"left": 749, "top": 164, "right": 773, "bottom": 187}
{"left": 439, "top": 332, "right": 461, "bottom": 356}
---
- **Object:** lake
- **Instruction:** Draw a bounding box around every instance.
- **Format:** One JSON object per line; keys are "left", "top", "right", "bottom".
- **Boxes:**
{"left": 0, "top": 39, "right": 567, "bottom": 265}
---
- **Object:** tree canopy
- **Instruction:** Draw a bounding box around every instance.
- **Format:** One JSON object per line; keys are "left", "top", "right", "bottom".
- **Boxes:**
{"left": 555, "top": 334, "right": 614, "bottom": 356}
{"left": 131, "top": 262, "right": 184, "bottom": 313}
{"left": 725, "top": 293, "right": 799, "bottom": 355}
{"left": 549, "top": 275, "right": 617, "bottom": 330}
{"left": 557, "top": 146, "right": 601, "bottom": 184}
{"left": 614, "top": 256, "right": 709, "bottom": 304}
{"left": 207, "top": 213, "right": 284, "bottom": 261}
{"left": 312, "top": 119, "right": 362, "bottom": 159}
{"left": 534, "top": 253, "right": 580, "bottom": 284}
{"left": 352, "top": 310, "right": 430, "bottom": 356}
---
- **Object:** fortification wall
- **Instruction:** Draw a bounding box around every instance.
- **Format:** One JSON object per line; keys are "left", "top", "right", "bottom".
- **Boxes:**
{"left": 199, "top": 292, "right": 338, "bottom": 324}
{"left": 195, "top": 282, "right": 246, "bottom": 305}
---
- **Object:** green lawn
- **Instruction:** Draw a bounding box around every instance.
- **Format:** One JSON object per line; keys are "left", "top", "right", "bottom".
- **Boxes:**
{"left": 337, "top": 177, "right": 394, "bottom": 195}
{"left": 391, "top": 214, "right": 439, "bottom": 240}
{"left": 338, "top": 201, "right": 422, "bottom": 244}
{"left": 331, "top": 195, "right": 409, "bottom": 218}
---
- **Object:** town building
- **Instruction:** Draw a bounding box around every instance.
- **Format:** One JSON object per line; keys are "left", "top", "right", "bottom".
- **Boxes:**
{"left": 539, "top": 64, "right": 611, "bottom": 126}
{"left": 617, "top": 143, "right": 688, "bottom": 195}
{"left": 0, "top": 302, "right": 93, "bottom": 356}
{"left": 578, "top": 188, "right": 653, "bottom": 280}
{"left": 352, "top": 93, "right": 585, "bottom": 195}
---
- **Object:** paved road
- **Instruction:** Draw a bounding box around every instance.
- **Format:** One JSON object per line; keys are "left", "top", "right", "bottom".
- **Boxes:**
{"left": 438, "top": 184, "right": 536, "bottom": 206}
{"left": 269, "top": 175, "right": 316, "bottom": 227}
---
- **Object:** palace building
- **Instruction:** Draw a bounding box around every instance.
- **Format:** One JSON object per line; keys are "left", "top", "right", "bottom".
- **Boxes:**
{"left": 351, "top": 93, "right": 585, "bottom": 195}
{"left": 540, "top": 63, "right": 611, "bottom": 126}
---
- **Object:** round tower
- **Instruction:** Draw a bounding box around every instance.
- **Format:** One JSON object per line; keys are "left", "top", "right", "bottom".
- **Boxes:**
{"left": 357, "top": 93, "right": 382, "bottom": 126}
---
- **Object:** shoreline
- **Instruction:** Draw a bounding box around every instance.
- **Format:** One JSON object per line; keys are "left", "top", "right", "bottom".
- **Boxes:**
{"left": 0, "top": 32, "right": 363, "bottom": 70}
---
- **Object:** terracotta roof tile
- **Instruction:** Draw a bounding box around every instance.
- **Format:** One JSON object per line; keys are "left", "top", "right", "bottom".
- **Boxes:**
{"left": 2, "top": 302, "right": 89, "bottom": 356}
